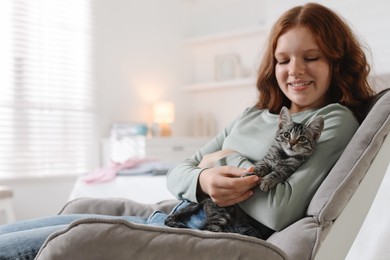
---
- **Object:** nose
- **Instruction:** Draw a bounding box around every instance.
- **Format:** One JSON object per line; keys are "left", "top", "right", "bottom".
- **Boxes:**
{"left": 289, "top": 140, "right": 298, "bottom": 149}
{"left": 288, "top": 59, "right": 305, "bottom": 77}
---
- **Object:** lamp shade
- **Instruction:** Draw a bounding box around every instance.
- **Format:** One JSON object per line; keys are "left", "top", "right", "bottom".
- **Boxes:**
{"left": 153, "top": 101, "right": 175, "bottom": 124}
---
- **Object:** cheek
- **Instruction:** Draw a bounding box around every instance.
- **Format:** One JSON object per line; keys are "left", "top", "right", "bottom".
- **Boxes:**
{"left": 275, "top": 66, "right": 287, "bottom": 85}
{"left": 323, "top": 67, "right": 331, "bottom": 89}
{"left": 312, "top": 62, "right": 331, "bottom": 87}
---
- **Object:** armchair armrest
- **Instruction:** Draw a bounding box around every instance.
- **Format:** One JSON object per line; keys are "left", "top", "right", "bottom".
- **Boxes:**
{"left": 59, "top": 197, "right": 178, "bottom": 218}
{"left": 36, "top": 218, "right": 287, "bottom": 260}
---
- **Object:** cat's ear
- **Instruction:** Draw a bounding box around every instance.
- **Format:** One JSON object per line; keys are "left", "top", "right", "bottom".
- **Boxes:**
{"left": 308, "top": 117, "right": 324, "bottom": 141}
{"left": 279, "top": 106, "right": 292, "bottom": 129}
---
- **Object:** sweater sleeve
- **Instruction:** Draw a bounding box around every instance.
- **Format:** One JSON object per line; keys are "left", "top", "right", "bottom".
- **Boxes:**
{"left": 239, "top": 105, "right": 359, "bottom": 231}
{"left": 166, "top": 113, "right": 242, "bottom": 202}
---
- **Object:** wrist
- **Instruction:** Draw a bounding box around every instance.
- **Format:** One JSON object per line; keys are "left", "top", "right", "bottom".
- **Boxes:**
{"left": 196, "top": 168, "right": 210, "bottom": 201}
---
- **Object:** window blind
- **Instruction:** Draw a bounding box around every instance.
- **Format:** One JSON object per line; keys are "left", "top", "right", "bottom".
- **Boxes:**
{"left": 0, "top": 0, "right": 95, "bottom": 178}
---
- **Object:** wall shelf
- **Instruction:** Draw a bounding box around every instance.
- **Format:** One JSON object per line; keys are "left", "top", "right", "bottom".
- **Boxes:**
{"left": 181, "top": 25, "right": 267, "bottom": 46}
{"left": 183, "top": 77, "right": 256, "bottom": 92}
{"left": 181, "top": 25, "right": 266, "bottom": 93}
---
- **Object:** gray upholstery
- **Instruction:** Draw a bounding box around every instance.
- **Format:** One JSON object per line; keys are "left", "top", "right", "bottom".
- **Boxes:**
{"left": 36, "top": 217, "right": 287, "bottom": 260}
{"left": 36, "top": 90, "right": 390, "bottom": 260}
{"left": 59, "top": 197, "right": 177, "bottom": 217}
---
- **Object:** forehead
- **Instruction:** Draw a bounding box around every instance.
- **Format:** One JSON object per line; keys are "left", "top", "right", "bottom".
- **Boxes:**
{"left": 283, "top": 123, "right": 307, "bottom": 137}
{"left": 275, "top": 26, "right": 319, "bottom": 55}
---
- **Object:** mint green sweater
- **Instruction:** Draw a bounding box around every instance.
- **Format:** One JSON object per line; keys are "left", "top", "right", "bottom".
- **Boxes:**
{"left": 166, "top": 104, "right": 359, "bottom": 231}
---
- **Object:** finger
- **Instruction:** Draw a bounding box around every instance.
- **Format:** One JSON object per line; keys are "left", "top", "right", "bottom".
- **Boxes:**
{"left": 244, "top": 166, "right": 255, "bottom": 173}
{"left": 213, "top": 172, "right": 259, "bottom": 194}
{"left": 216, "top": 189, "right": 254, "bottom": 207}
{"left": 232, "top": 174, "right": 259, "bottom": 188}
{"left": 212, "top": 176, "right": 259, "bottom": 202}
{"left": 220, "top": 166, "right": 249, "bottom": 177}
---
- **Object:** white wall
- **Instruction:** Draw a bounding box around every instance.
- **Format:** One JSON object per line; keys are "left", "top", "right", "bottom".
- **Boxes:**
{"left": 181, "top": 0, "right": 267, "bottom": 37}
{"left": 93, "top": 0, "right": 269, "bottom": 139}
{"left": 179, "top": 0, "right": 267, "bottom": 132}
{"left": 93, "top": 0, "right": 189, "bottom": 140}
{"left": 94, "top": 0, "right": 390, "bottom": 140}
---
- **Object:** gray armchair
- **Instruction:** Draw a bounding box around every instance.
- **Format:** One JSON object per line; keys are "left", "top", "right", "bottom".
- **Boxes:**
{"left": 35, "top": 89, "right": 390, "bottom": 260}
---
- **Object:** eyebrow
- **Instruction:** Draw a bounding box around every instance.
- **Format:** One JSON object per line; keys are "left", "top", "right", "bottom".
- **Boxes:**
{"left": 275, "top": 49, "right": 321, "bottom": 57}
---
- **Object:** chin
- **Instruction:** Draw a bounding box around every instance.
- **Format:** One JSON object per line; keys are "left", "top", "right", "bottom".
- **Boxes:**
{"left": 284, "top": 148, "right": 297, "bottom": 156}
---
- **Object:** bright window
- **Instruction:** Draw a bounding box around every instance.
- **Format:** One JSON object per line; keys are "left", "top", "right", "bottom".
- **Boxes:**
{"left": 0, "top": 0, "right": 95, "bottom": 178}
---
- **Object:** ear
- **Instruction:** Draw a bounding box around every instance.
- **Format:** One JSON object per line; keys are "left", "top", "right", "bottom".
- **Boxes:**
{"left": 278, "top": 106, "right": 292, "bottom": 129}
{"left": 308, "top": 116, "right": 324, "bottom": 141}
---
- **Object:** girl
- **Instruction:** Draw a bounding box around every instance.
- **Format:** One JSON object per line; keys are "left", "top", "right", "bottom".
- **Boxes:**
{"left": 166, "top": 2, "right": 374, "bottom": 238}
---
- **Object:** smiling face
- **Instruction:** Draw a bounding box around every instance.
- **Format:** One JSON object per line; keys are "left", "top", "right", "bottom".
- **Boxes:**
{"left": 274, "top": 26, "right": 331, "bottom": 113}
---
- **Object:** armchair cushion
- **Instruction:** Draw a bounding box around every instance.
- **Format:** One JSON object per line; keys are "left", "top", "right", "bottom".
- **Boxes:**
{"left": 36, "top": 217, "right": 287, "bottom": 260}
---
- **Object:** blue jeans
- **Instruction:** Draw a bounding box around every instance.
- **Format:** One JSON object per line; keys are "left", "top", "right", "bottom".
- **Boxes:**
{"left": 0, "top": 201, "right": 273, "bottom": 259}
{"left": 149, "top": 200, "right": 274, "bottom": 239}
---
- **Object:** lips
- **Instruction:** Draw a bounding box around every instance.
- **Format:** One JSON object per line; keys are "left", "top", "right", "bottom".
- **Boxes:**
{"left": 288, "top": 81, "right": 313, "bottom": 90}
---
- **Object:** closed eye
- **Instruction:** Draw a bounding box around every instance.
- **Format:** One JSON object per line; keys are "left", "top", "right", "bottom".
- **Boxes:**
{"left": 305, "top": 57, "right": 319, "bottom": 62}
{"left": 277, "top": 59, "right": 289, "bottom": 65}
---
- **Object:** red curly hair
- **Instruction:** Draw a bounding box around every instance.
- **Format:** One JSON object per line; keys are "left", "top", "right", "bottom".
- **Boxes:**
{"left": 256, "top": 2, "right": 374, "bottom": 122}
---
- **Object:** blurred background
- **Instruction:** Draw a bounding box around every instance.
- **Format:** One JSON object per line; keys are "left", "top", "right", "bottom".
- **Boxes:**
{"left": 0, "top": 0, "right": 389, "bottom": 223}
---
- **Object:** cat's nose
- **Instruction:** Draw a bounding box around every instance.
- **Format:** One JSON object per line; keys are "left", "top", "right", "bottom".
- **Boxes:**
{"left": 289, "top": 141, "right": 297, "bottom": 148}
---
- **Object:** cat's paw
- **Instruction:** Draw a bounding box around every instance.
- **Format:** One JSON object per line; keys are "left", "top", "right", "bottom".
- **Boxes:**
{"left": 164, "top": 217, "right": 189, "bottom": 229}
{"left": 242, "top": 167, "right": 263, "bottom": 178}
{"left": 203, "top": 223, "right": 227, "bottom": 233}
{"left": 253, "top": 166, "right": 269, "bottom": 177}
{"left": 259, "top": 177, "right": 275, "bottom": 192}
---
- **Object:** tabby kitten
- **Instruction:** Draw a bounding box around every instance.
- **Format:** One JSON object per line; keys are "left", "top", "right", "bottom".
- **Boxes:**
{"left": 165, "top": 107, "right": 324, "bottom": 233}
{"left": 248, "top": 106, "right": 324, "bottom": 191}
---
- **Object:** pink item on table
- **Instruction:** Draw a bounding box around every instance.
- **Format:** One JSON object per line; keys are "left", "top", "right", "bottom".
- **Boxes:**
{"left": 82, "top": 158, "right": 156, "bottom": 184}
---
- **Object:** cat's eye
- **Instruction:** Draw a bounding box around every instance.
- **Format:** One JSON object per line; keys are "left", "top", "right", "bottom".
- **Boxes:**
{"left": 298, "top": 136, "right": 307, "bottom": 142}
{"left": 283, "top": 132, "right": 290, "bottom": 138}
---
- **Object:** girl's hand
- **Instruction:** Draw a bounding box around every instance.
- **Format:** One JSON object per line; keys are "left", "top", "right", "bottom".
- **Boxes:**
{"left": 198, "top": 166, "right": 259, "bottom": 207}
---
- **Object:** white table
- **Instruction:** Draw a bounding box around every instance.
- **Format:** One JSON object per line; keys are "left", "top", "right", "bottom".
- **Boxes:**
{"left": 69, "top": 175, "right": 176, "bottom": 204}
{"left": 77, "top": 136, "right": 210, "bottom": 203}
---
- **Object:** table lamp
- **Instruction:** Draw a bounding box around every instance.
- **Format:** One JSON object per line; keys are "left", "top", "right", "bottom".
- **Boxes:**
{"left": 153, "top": 101, "right": 175, "bottom": 136}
